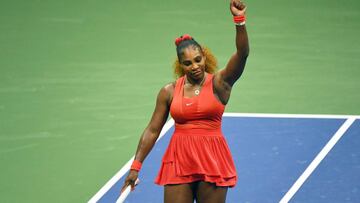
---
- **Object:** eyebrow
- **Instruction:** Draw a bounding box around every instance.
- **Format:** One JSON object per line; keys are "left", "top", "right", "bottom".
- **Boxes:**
{"left": 182, "top": 55, "right": 201, "bottom": 63}
{"left": 187, "top": 55, "right": 202, "bottom": 60}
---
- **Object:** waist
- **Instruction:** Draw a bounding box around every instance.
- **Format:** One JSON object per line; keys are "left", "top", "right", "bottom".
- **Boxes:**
{"left": 174, "top": 124, "right": 223, "bottom": 136}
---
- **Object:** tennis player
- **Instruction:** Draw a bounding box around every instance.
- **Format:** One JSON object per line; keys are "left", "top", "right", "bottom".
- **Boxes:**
{"left": 121, "top": 0, "right": 249, "bottom": 202}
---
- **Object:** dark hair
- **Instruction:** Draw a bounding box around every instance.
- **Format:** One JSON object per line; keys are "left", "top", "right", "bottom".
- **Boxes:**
{"left": 176, "top": 38, "right": 203, "bottom": 61}
{"left": 173, "top": 35, "right": 217, "bottom": 78}
{"left": 173, "top": 45, "right": 218, "bottom": 78}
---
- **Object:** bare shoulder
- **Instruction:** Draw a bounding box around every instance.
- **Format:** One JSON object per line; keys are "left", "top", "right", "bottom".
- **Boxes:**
{"left": 158, "top": 82, "right": 175, "bottom": 106}
{"left": 163, "top": 82, "right": 175, "bottom": 92}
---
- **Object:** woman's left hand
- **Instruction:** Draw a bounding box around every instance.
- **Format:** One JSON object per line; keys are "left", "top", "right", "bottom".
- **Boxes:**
{"left": 230, "top": 0, "right": 246, "bottom": 16}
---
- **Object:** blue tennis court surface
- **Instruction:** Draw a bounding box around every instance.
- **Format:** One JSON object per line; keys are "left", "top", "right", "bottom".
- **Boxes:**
{"left": 89, "top": 113, "right": 360, "bottom": 203}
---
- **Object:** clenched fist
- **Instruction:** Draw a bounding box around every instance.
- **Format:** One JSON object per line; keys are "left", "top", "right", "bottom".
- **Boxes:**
{"left": 230, "top": 0, "right": 246, "bottom": 16}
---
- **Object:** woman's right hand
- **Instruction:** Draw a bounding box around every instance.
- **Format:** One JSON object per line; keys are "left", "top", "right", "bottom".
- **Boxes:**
{"left": 120, "top": 170, "right": 139, "bottom": 193}
{"left": 230, "top": 0, "right": 246, "bottom": 16}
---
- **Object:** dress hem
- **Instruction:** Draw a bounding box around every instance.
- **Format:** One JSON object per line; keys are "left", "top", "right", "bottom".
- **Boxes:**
{"left": 155, "top": 177, "right": 237, "bottom": 188}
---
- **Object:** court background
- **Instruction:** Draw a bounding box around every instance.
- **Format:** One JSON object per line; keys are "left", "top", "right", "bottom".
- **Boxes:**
{"left": 0, "top": 0, "right": 359, "bottom": 202}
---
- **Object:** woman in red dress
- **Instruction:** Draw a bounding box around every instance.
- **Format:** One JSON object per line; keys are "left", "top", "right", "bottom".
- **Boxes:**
{"left": 121, "top": 0, "right": 249, "bottom": 202}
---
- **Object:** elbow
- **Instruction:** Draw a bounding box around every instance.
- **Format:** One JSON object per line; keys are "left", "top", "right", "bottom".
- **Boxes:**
{"left": 236, "top": 43, "right": 249, "bottom": 58}
{"left": 146, "top": 126, "right": 161, "bottom": 141}
{"left": 245, "top": 45, "right": 250, "bottom": 57}
{"left": 243, "top": 43, "right": 250, "bottom": 57}
{"left": 243, "top": 48, "right": 250, "bottom": 59}
{"left": 236, "top": 47, "right": 249, "bottom": 60}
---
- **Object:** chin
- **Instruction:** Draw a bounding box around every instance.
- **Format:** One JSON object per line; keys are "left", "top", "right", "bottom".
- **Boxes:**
{"left": 193, "top": 71, "right": 204, "bottom": 80}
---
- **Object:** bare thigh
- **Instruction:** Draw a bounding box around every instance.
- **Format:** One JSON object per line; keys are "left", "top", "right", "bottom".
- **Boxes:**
{"left": 195, "top": 181, "right": 228, "bottom": 203}
{"left": 164, "top": 183, "right": 195, "bottom": 203}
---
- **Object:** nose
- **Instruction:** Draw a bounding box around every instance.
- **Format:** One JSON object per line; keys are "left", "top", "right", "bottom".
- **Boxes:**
{"left": 191, "top": 63, "right": 199, "bottom": 70}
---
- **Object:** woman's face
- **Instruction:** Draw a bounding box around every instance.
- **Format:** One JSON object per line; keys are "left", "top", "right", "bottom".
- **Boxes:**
{"left": 179, "top": 46, "right": 206, "bottom": 81}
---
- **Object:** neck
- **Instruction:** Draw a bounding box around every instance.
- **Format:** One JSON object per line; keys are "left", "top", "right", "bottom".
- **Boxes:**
{"left": 186, "top": 73, "right": 206, "bottom": 86}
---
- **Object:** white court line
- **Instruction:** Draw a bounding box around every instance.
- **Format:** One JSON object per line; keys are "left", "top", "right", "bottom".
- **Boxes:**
{"left": 88, "top": 119, "right": 174, "bottom": 203}
{"left": 88, "top": 113, "right": 359, "bottom": 203}
{"left": 224, "top": 112, "right": 360, "bottom": 119}
{"left": 279, "top": 117, "right": 357, "bottom": 203}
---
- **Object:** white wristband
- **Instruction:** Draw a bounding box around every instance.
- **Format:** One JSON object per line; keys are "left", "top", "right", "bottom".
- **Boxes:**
{"left": 235, "top": 21, "right": 246, "bottom": 26}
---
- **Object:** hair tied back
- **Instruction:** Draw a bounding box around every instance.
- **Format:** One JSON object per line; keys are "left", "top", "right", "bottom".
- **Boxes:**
{"left": 175, "top": 34, "right": 193, "bottom": 46}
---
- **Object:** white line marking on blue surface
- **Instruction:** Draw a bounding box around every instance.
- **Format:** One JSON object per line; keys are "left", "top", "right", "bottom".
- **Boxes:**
{"left": 88, "top": 119, "right": 174, "bottom": 203}
{"left": 279, "top": 117, "right": 357, "bottom": 203}
{"left": 89, "top": 113, "right": 359, "bottom": 203}
{"left": 224, "top": 112, "right": 360, "bottom": 119}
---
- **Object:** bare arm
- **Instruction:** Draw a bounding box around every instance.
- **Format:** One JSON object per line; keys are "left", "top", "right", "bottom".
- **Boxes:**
{"left": 214, "top": 0, "right": 249, "bottom": 104}
{"left": 221, "top": 24, "right": 249, "bottom": 86}
{"left": 133, "top": 85, "right": 172, "bottom": 162}
{"left": 121, "top": 83, "right": 173, "bottom": 192}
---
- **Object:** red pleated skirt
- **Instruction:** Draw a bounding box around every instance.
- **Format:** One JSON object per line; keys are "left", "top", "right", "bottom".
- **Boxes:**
{"left": 154, "top": 128, "right": 237, "bottom": 187}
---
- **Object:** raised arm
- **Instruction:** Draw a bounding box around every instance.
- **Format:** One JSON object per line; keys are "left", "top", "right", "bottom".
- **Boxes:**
{"left": 120, "top": 83, "right": 173, "bottom": 192}
{"left": 219, "top": 0, "right": 249, "bottom": 87}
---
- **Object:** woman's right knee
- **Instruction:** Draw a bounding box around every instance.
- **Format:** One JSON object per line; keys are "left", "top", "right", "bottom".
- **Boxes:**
{"left": 164, "top": 183, "right": 195, "bottom": 203}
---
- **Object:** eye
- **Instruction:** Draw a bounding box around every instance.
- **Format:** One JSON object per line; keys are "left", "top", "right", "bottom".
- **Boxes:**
{"left": 182, "top": 61, "right": 192, "bottom": 66}
{"left": 195, "top": 56, "right": 202, "bottom": 63}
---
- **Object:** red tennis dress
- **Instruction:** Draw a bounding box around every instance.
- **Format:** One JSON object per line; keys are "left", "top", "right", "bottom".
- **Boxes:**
{"left": 154, "top": 73, "right": 237, "bottom": 187}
